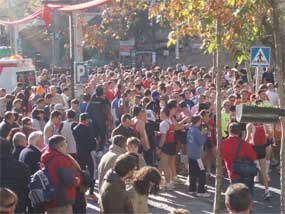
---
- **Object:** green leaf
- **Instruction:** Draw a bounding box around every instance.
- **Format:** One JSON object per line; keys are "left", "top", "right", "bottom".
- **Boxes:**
{"left": 207, "top": 41, "right": 217, "bottom": 53}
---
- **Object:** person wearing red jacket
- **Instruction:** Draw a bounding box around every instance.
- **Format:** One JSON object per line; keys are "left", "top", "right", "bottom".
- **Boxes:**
{"left": 41, "top": 135, "right": 80, "bottom": 214}
{"left": 221, "top": 122, "right": 257, "bottom": 194}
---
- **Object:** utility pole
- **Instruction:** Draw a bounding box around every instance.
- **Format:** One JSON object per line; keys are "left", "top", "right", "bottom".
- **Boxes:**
{"left": 6, "top": 0, "right": 14, "bottom": 55}
{"left": 213, "top": 18, "right": 223, "bottom": 214}
{"left": 69, "top": 11, "right": 75, "bottom": 98}
{"left": 175, "top": 26, "right": 179, "bottom": 60}
{"left": 74, "top": 11, "right": 83, "bottom": 62}
{"left": 255, "top": 66, "right": 262, "bottom": 93}
{"left": 41, "top": 0, "right": 76, "bottom": 98}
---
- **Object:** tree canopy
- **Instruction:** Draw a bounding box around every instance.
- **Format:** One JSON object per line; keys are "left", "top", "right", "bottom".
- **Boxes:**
{"left": 150, "top": 0, "right": 271, "bottom": 63}
{"left": 83, "top": 0, "right": 272, "bottom": 63}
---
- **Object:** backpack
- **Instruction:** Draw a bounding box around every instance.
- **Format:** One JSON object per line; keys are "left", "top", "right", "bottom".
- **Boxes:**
{"left": 28, "top": 160, "right": 56, "bottom": 207}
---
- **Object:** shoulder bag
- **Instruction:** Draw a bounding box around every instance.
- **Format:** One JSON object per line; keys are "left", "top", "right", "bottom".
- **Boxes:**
{"left": 231, "top": 138, "right": 258, "bottom": 177}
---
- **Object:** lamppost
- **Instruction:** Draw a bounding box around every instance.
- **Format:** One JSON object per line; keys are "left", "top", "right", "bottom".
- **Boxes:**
{"left": 6, "top": 0, "right": 15, "bottom": 54}
{"left": 175, "top": 25, "right": 180, "bottom": 61}
{"left": 69, "top": 7, "right": 75, "bottom": 98}
{"left": 42, "top": 0, "right": 75, "bottom": 98}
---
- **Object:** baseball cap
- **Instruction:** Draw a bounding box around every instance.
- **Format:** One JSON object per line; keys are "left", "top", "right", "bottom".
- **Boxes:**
{"left": 151, "top": 91, "right": 160, "bottom": 99}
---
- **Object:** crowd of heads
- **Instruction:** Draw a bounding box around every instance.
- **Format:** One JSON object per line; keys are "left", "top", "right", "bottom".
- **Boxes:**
{"left": 0, "top": 63, "right": 280, "bottom": 213}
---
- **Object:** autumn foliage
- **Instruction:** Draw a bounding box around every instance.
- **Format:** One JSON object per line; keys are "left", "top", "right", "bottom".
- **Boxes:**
{"left": 150, "top": 0, "right": 271, "bottom": 63}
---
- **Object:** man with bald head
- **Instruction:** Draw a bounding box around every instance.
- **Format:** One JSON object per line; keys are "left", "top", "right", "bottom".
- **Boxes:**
{"left": 49, "top": 85, "right": 65, "bottom": 106}
{"left": 19, "top": 131, "right": 44, "bottom": 174}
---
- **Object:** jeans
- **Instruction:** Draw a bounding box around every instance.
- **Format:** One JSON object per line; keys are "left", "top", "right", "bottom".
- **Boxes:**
{"left": 78, "top": 152, "right": 95, "bottom": 195}
{"left": 188, "top": 158, "right": 206, "bottom": 193}
{"left": 143, "top": 148, "right": 155, "bottom": 166}
{"left": 46, "top": 205, "right": 72, "bottom": 214}
{"left": 73, "top": 188, "right": 87, "bottom": 214}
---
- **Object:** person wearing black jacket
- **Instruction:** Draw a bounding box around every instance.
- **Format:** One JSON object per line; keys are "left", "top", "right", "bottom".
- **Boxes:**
{"left": 19, "top": 131, "right": 44, "bottom": 175}
{"left": 0, "top": 137, "right": 30, "bottom": 213}
{"left": 146, "top": 91, "right": 161, "bottom": 117}
{"left": 0, "top": 112, "right": 18, "bottom": 138}
{"left": 262, "top": 68, "right": 274, "bottom": 84}
{"left": 86, "top": 86, "right": 110, "bottom": 152}
{"left": 12, "top": 132, "right": 27, "bottom": 160}
{"left": 73, "top": 113, "right": 97, "bottom": 198}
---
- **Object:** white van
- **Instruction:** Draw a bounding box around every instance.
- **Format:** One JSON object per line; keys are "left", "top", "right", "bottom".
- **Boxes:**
{"left": 0, "top": 58, "right": 36, "bottom": 92}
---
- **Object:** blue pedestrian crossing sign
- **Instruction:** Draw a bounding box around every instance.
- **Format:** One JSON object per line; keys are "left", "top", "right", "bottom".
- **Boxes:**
{"left": 250, "top": 47, "right": 270, "bottom": 67}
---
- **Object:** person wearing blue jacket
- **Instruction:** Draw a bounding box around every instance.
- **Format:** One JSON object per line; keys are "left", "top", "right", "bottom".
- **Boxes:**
{"left": 187, "top": 114, "right": 210, "bottom": 197}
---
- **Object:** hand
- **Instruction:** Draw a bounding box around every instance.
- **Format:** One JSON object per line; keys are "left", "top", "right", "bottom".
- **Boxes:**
{"left": 155, "top": 131, "right": 161, "bottom": 136}
{"left": 156, "top": 148, "right": 162, "bottom": 157}
{"left": 74, "top": 177, "right": 80, "bottom": 186}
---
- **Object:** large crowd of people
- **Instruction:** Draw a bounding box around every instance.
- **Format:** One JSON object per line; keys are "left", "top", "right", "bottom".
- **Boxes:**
{"left": 0, "top": 64, "right": 282, "bottom": 214}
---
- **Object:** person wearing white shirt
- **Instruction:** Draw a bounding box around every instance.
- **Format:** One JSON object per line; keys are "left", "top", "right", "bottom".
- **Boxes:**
{"left": 59, "top": 109, "right": 77, "bottom": 156}
{"left": 225, "top": 68, "right": 236, "bottom": 84}
{"left": 61, "top": 87, "right": 70, "bottom": 108}
{"left": 266, "top": 83, "right": 279, "bottom": 106}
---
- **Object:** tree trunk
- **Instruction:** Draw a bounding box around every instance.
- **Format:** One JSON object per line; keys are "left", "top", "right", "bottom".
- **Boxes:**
{"left": 213, "top": 19, "right": 223, "bottom": 214}
{"left": 271, "top": 0, "right": 285, "bottom": 213}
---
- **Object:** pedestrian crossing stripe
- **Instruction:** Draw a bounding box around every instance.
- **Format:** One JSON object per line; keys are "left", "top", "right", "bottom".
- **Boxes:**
{"left": 250, "top": 47, "right": 270, "bottom": 67}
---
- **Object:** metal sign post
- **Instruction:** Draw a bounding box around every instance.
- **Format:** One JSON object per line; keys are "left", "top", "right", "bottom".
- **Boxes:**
{"left": 255, "top": 66, "right": 262, "bottom": 93}
{"left": 69, "top": 12, "right": 75, "bottom": 98}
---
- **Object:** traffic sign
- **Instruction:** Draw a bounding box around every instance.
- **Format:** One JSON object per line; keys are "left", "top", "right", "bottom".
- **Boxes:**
{"left": 75, "top": 62, "right": 88, "bottom": 84}
{"left": 250, "top": 47, "right": 270, "bottom": 67}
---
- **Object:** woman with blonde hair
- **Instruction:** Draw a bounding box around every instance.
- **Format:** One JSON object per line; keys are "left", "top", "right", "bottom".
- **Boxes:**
{"left": 0, "top": 188, "right": 18, "bottom": 214}
{"left": 169, "top": 209, "right": 192, "bottom": 214}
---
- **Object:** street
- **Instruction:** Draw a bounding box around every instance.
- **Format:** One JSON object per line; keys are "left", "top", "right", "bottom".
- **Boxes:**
{"left": 87, "top": 167, "right": 281, "bottom": 214}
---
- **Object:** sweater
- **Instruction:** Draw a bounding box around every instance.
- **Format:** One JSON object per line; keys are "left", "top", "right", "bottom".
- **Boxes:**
{"left": 100, "top": 170, "right": 133, "bottom": 214}
{"left": 221, "top": 136, "right": 257, "bottom": 179}
{"left": 126, "top": 186, "right": 148, "bottom": 214}
{"left": 187, "top": 126, "right": 207, "bottom": 159}
{"left": 98, "top": 144, "right": 126, "bottom": 190}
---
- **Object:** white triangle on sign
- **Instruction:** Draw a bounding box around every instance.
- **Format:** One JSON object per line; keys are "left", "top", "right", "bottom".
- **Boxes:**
{"left": 252, "top": 49, "right": 269, "bottom": 65}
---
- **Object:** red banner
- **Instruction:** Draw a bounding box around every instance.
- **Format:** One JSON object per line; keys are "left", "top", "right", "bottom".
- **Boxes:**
{"left": 0, "top": 9, "right": 42, "bottom": 26}
{"left": 0, "top": 63, "right": 18, "bottom": 73}
{"left": 0, "top": 0, "right": 111, "bottom": 26}
{"left": 58, "top": 0, "right": 111, "bottom": 12}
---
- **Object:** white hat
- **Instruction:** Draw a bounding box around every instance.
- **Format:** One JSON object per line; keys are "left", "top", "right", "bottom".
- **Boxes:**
{"left": 231, "top": 68, "right": 238, "bottom": 72}
{"left": 54, "top": 103, "right": 67, "bottom": 111}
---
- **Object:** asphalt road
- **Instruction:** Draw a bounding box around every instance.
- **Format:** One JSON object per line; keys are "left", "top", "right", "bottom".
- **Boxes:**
{"left": 87, "top": 167, "right": 281, "bottom": 214}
